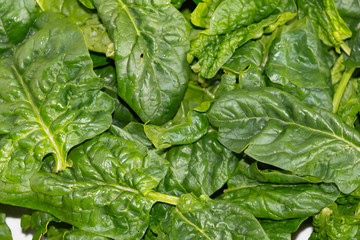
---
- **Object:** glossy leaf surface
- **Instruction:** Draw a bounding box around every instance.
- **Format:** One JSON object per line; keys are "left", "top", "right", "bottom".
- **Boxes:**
{"left": 93, "top": 0, "right": 190, "bottom": 125}
{"left": 157, "top": 131, "right": 237, "bottom": 196}
{"left": 0, "top": 12, "right": 114, "bottom": 176}
{"left": 209, "top": 88, "right": 360, "bottom": 193}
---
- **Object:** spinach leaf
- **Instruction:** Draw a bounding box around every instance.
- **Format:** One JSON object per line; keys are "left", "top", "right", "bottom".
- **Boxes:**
{"left": 21, "top": 210, "right": 59, "bottom": 239}
{"left": 157, "top": 131, "right": 237, "bottom": 197}
{"left": 163, "top": 194, "right": 270, "bottom": 240}
{"left": 0, "top": 12, "right": 114, "bottom": 176}
{"left": 190, "top": 11, "right": 296, "bottom": 78}
{"left": 93, "top": 0, "right": 191, "bottom": 125}
{"left": 144, "top": 102, "right": 210, "bottom": 149}
{"left": 36, "top": 0, "right": 114, "bottom": 56}
{"left": 209, "top": 88, "right": 360, "bottom": 194}
{"left": 209, "top": 0, "right": 280, "bottom": 35}
{"left": 0, "top": 209, "right": 12, "bottom": 240}
{"left": 297, "top": 0, "right": 352, "bottom": 54}
{"left": 310, "top": 202, "right": 360, "bottom": 239}
{"left": 0, "top": 0, "right": 38, "bottom": 57}
{"left": 260, "top": 218, "right": 307, "bottom": 240}
{"left": 95, "top": 65, "right": 138, "bottom": 128}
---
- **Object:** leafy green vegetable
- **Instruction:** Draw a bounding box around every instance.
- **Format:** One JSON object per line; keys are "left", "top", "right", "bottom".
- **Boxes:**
{"left": 2, "top": 0, "right": 360, "bottom": 239}
{"left": 93, "top": 0, "right": 191, "bottom": 125}
{"left": 209, "top": 88, "right": 360, "bottom": 194}
{"left": 0, "top": 209, "right": 12, "bottom": 240}
{"left": 0, "top": 12, "right": 114, "bottom": 174}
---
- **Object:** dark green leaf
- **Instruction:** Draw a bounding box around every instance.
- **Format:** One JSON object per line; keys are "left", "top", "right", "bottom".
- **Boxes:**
{"left": 260, "top": 218, "right": 307, "bottom": 240}
{"left": 209, "top": 88, "right": 360, "bottom": 193}
{"left": 0, "top": 208, "right": 12, "bottom": 240}
{"left": 344, "top": 30, "right": 360, "bottom": 67}
{"left": 0, "top": 0, "right": 38, "bottom": 57}
{"left": 157, "top": 131, "right": 237, "bottom": 197}
{"left": 93, "top": 0, "right": 191, "bottom": 125}
{"left": 169, "top": 193, "right": 270, "bottom": 240}
{"left": 95, "top": 65, "right": 138, "bottom": 128}
{"left": 21, "top": 210, "right": 59, "bottom": 240}
{"left": 144, "top": 102, "right": 210, "bottom": 149}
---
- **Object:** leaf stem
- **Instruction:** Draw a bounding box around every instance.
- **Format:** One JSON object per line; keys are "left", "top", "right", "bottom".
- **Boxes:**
{"left": 340, "top": 41, "right": 351, "bottom": 56}
{"left": 332, "top": 67, "right": 355, "bottom": 113}
{"left": 147, "top": 191, "right": 180, "bottom": 205}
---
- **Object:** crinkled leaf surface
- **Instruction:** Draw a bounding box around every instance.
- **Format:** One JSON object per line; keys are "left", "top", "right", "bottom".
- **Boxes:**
{"left": 168, "top": 193, "right": 270, "bottom": 240}
{"left": 144, "top": 104, "right": 210, "bottom": 149}
{"left": 0, "top": 0, "right": 38, "bottom": 57}
{"left": 93, "top": 0, "right": 190, "bottom": 125}
{"left": 209, "top": 0, "right": 280, "bottom": 35}
{"left": 36, "top": 0, "right": 114, "bottom": 56}
{"left": 21, "top": 210, "right": 59, "bottom": 240}
{"left": 157, "top": 131, "right": 237, "bottom": 197}
{"left": 222, "top": 182, "right": 339, "bottom": 220}
{"left": 297, "top": 0, "right": 352, "bottom": 54}
{"left": 26, "top": 132, "right": 169, "bottom": 239}
{"left": 190, "top": 11, "right": 296, "bottom": 78}
{"left": 209, "top": 88, "right": 360, "bottom": 194}
{"left": 344, "top": 30, "right": 360, "bottom": 67}
{"left": 0, "top": 12, "right": 114, "bottom": 177}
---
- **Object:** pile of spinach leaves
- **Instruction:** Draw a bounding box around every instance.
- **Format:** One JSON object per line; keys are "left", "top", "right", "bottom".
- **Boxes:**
{"left": 0, "top": 0, "right": 360, "bottom": 239}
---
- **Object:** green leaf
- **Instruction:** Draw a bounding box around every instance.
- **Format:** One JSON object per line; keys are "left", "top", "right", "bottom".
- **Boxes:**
{"left": 0, "top": 12, "right": 114, "bottom": 175}
{"left": 297, "top": 0, "right": 352, "bottom": 54}
{"left": 36, "top": 0, "right": 114, "bottom": 56}
{"left": 222, "top": 182, "right": 339, "bottom": 220}
{"left": 144, "top": 104, "right": 210, "bottom": 149}
{"left": 0, "top": 208, "right": 12, "bottom": 240}
{"left": 208, "top": 88, "right": 360, "bottom": 194}
{"left": 265, "top": 18, "right": 332, "bottom": 89}
{"left": 169, "top": 194, "right": 270, "bottom": 240}
{"left": 78, "top": 0, "right": 95, "bottom": 9}
{"left": 260, "top": 218, "right": 307, "bottom": 240}
{"left": 0, "top": 0, "right": 38, "bottom": 56}
{"left": 190, "top": 11, "right": 296, "bottom": 78}
{"left": 157, "top": 131, "right": 237, "bottom": 197}
{"left": 93, "top": 0, "right": 191, "bottom": 125}
{"left": 209, "top": 0, "right": 280, "bottom": 35}
{"left": 95, "top": 65, "right": 138, "bottom": 128}
{"left": 25, "top": 132, "right": 172, "bottom": 239}
{"left": 190, "top": 0, "right": 222, "bottom": 28}
{"left": 344, "top": 30, "right": 360, "bottom": 68}
{"left": 310, "top": 202, "right": 360, "bottom": 239}
{"left": 223, "top": 40, "right": 266, "bottom": 88}
{"left": 21, "top": 210, "right": 59, "bottom": 240}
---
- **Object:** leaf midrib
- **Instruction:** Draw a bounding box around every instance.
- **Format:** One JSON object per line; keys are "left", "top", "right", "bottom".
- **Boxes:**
{"left": 116, "top": 0, "right": 141, "bottom": 36}
{"left": 174, "top": 208, "right": 212, "bottom": 240}
{"left": 13, "top": 66, "right": 64, "bottom": 170}
{"left": 218, "top": 116, "right": 360, "bottom": 153}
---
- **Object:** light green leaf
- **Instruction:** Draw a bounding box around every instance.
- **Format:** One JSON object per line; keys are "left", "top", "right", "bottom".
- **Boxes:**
{"left": 93, "top": 0, "right": 191, "bottom": 125}
{"left": 190, "top": 11, "right": 296, "bottom": 78}
{"left": 209, "top": 0, "right": 280, "bottom": 35}
{"left": 0, "top": 12, "right": 114, "bottom": 175}
{"left": 297, "top": 0, "right": 352, "bottom": 54}
{"left": 208, "top": 88, "right": 360, "bottom": 194}
{"left": 36, "top": 0, "right": 114, "bottom": 55}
